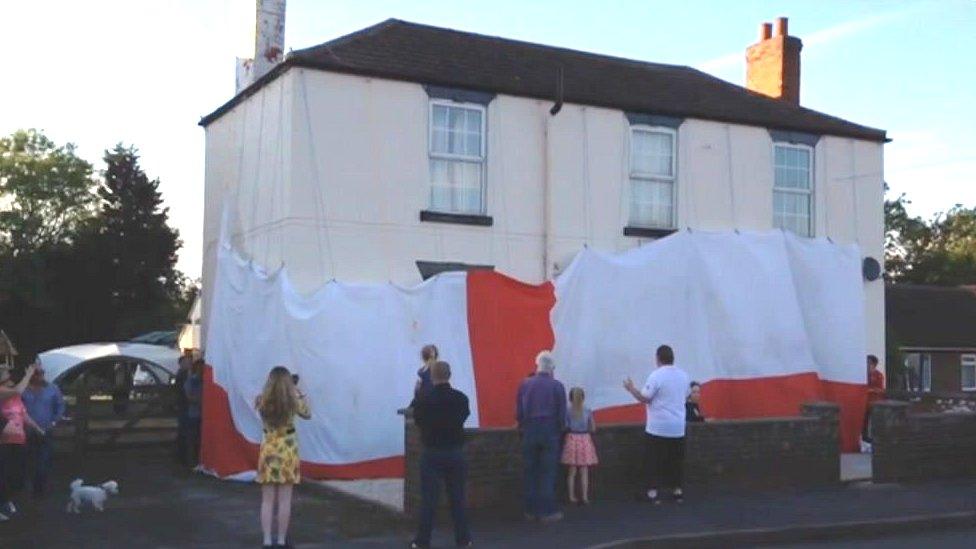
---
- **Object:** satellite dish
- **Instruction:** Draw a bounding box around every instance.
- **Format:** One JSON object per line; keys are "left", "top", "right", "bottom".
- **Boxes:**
{"left": 863, "top": 257, "right": 882, "bottom": 281}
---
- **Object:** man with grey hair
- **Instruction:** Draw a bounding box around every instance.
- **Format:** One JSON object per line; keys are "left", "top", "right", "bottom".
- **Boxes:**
{"left": 516, "top": 350, "right": 567, "bottom": 522}
{"left": 409, "top": 361, "right": 472, "bottom": 548}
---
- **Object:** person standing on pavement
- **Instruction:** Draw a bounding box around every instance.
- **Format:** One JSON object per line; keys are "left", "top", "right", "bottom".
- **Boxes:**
{"left": 409, "top": 360, "right": 473, "bottom": 549}
{"left": 862, "top": 355, "right": 885, "bottom": 447}
{"left": 624, "top": 345, "right": 690, "bottom": 504}
{"left": 22, "top": 363, "right": 65, "bottom": 495}
{"left": 174, "top": 349, "right": 194, "bottom": 464}
{"left": 255, "top": 366, "right": 311, "bottom": 549}
{"left": 1, "top": 363, "right": 44, "bottom": 521}
{"left": 517, "top": 350, "right": 567, "bottom": 522}
{"left": 0, "top": 362, "right": 36, "bottom": 522}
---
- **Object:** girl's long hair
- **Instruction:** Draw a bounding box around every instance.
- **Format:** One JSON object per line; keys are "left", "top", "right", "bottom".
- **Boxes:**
{"left": 257, "top": 366, "right": 299, "bottom": 429}
{"left": 569, "top": 386, "right": 585, "bottom": 420}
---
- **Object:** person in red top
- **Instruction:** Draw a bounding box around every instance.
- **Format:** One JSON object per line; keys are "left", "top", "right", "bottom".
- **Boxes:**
{"left": 862, "top": 355, "right": 885, "bottom": 446}
{"left": 1, "top": 363, "right": 44, "bottom": 521}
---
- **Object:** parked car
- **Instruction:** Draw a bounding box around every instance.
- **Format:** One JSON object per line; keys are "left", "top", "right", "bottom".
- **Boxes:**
{"left": 38, "top": 343, "right": 179, "bottom": 410}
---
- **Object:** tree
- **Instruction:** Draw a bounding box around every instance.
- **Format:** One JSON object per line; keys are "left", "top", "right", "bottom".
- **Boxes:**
{"left": 1, "top": 132, "right": 192, "bottom": 361}
{"left": 884, "top": 185, "right": 976, "bottom": 286}
{"left": 0, "top": 129, "right": 96, "bottom": 252}
{"left": 0, "top": 130, "right": 98, "bottom": 359}
{"left": 95, "top": 144, "right": 183, "bottom": 338}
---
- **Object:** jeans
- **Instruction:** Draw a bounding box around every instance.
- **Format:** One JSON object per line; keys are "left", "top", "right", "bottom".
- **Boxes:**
{"left": 521, "top": 420, "right": 561, "bottom": 517}
{"left": 415, "top": 447, "right": 471, "bottom": 546}
{"left": 644, "top": 433, "right": 686, "bottom": 491}
{"left": 27, "top": 432, "right": 53, "bottom": 494}
{"left": 862, "top": 403, "right": 874, "bottom": 443}
{"left": 177, "top": 415, "right": 201, "bottom": 465}
{"left": 176, "top": 413, "right": 188, "bottom": 463}
{"left": 186, "top": 416, "right": 201, "bottom": 466}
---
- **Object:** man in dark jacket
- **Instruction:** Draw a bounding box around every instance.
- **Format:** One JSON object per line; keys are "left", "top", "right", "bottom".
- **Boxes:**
{"left": 409, "top": 361, "right": 472, "bottom": 548}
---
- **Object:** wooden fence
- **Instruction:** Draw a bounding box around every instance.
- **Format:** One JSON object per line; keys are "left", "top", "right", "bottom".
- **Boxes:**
{"left": 51, "top": 377, "right": 179, "bottom": 455}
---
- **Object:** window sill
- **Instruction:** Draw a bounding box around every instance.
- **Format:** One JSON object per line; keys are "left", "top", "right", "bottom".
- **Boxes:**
{"left": 623, "top": 226, "right": 677, "bottom": 238}
{"left": 420, "top": 210, "right": 494, "bottom": 227}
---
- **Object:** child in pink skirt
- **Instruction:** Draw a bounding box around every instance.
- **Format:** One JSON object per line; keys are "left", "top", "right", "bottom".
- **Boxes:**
{"left": 562, "top": 387, "right": 598, "bottom": 504}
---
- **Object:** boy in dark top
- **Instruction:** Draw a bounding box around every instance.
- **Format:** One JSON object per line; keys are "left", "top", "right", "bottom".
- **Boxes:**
{"left": 686, "top": 381, "right": 706, "bottom": 423}
{"left": 409, "top": 361, "right": 472, "bottom": 548}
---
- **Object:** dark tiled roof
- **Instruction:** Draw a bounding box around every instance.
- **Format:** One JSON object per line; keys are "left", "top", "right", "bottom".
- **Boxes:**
{"left": 886, "top": 285, "right": 976, "bottom": 349}
{"left": 200, "top": 19, "right": 887, "bottom": 142}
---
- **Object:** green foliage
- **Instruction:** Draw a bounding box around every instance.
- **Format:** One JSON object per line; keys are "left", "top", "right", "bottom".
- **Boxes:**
{"left": 885, "top": 186, "right": 976, "bottom": 286}
{"left": 0, "top": 129, "right": 96, "bottom": 252}
{"left": 94, "top": 144, "right": 184, "bottom": 338}
{"left": 0, "top": 130, "right": 195, "bottom": 361}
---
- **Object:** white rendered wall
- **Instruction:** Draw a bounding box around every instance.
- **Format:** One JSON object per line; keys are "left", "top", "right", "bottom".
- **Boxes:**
{"left": 202, "top": 67, "right": 885, "bottom": 360}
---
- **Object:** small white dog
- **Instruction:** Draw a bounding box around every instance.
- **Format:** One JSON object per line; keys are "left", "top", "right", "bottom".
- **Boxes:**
{"left": 66, "top": 479, "right": 119, "bottom": 513}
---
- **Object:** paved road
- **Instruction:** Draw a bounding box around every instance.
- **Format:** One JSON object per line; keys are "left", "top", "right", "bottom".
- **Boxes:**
{"left": 771, "top": 528, "right": 976, "bottom": 548}
{"left": 2, "top": 447, "right": 976, "bottom": 548}
{"left": 0, "top": 447, "right": 410, "bottom": 548}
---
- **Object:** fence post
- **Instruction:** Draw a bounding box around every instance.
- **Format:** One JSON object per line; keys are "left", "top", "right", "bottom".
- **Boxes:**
{"left": 74, "top": 374, "right": 90, "bottom": 457}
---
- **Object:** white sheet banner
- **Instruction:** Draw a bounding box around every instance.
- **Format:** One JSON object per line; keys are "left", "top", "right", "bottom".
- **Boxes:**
{"left": 206, "top": 245, "right": 479, "bottom": 465}
{"left": 551, "top": 230, "right": 865, "bottom": 411}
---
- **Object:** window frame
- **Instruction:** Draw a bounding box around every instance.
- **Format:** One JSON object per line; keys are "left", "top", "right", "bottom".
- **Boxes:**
{"left": 962, "top": 354, "right": 976, "bottom": 392}
{"left": 628, "top": 125, "right": 678, "bottom": 230}
{"left": 427, "top": 99, "right": 488, "bottom": 215}
{"left": 772, "top": 142, "right": 815, "bottom": 238}
{"left": 904, "top": 352, "right": 932, "bottom": 392}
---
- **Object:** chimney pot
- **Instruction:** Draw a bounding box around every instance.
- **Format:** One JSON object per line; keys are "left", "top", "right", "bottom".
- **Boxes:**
{"left": 760, "top": 22, "right": 773, "bottom": 40}
{"left": 775, "top": 17, "right": 788, "bottom": 36}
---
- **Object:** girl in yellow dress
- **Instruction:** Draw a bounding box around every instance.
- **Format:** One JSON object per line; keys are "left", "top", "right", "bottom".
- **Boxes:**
{"left": 255, "top": 366, "right": 310, "bottom": 548}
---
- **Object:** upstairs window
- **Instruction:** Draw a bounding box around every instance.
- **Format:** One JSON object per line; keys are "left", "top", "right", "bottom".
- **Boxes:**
{"left": 629, "top": 127, "right": 676, "bottom": 229}
{"left": 773, "top": 143, "right": 813, "bottom": 237}
{"left": 428, "top": 101, "right": 485, "bottom": 215}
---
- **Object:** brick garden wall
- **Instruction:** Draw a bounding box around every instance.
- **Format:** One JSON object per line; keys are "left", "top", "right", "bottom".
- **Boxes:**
{"left": 404, "top": 402, "right": 839, "bottom": 516}
{"left": 871, "top": 400, "right": 976, "bottom": 482}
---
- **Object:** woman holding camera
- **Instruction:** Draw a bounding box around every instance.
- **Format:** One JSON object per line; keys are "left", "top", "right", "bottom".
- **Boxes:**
{"left": 255, "top": 366, "right": 310, "bottom": 548}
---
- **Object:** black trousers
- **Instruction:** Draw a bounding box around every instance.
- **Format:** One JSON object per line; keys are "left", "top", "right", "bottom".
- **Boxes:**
{"left": 644, "top": 433, "right": 685, "bottom": 491}
{"left": 862, "top": 403, "right": 874, "bottom": 443}
{"left": 0, "top": 443, "right": 28, "bottom": 504}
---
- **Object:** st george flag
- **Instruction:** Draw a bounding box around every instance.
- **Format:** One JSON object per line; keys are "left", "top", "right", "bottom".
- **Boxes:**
{"left": 201, "top": 230, "right": 868, "bottom": 479}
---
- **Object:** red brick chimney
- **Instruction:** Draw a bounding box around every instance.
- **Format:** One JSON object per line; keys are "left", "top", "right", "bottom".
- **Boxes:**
{"left": 746, "top": 17, "right": 802, "bottom": 104}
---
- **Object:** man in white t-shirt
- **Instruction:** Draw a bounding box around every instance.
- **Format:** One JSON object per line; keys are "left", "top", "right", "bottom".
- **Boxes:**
{"left": 623, "top": 344, "right": 691, "bottom": 504}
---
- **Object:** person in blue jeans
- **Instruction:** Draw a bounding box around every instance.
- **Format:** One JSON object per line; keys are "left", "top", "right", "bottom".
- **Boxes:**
{"left": 516, "top": 351, "right": 567, "bottom": 522}
{"left": 410, "top": 360, "right": 472, "bottom": 548}
{"left": 21, "top": 363, "right": 65, "bottom": 496}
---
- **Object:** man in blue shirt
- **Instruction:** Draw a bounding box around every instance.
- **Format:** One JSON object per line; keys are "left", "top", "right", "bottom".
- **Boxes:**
{"left": 22, "top": 364, "right": 65, "bottom": 495}
{"left": 516, "top": 351, "right": 567, "bottom": 522}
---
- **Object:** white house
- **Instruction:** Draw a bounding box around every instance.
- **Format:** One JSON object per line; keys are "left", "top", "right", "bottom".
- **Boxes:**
{"left": 200, "top": 15, "right": 887, "bottom": 359}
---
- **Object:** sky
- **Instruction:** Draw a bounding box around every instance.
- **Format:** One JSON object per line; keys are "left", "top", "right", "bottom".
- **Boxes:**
{"left": 2, "top": 0, "right": 974, "bottom": 279}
